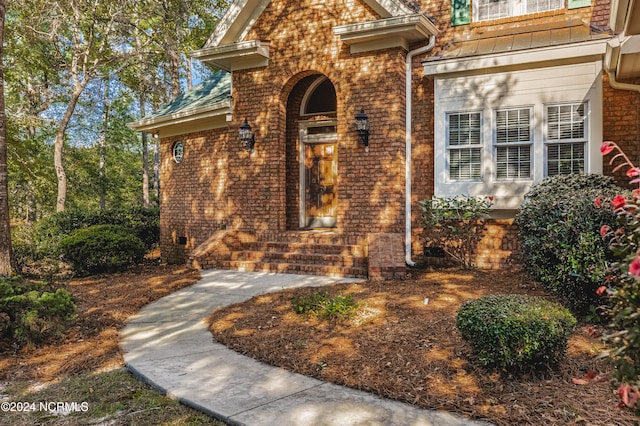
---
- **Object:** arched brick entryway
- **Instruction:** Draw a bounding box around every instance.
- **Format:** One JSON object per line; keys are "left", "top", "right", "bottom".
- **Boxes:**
{"left": 285, "top": 73, "right": 338, "bottom": 230}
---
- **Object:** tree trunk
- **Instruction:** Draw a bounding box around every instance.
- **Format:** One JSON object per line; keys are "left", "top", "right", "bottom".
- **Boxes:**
{"left": 167, "top": 39, "right": 181, "bottom": 100}
{"left": 54, "top": 85, "right": 86, "bottom": 212}
{"left": 140, "top": 95, "right": 149, "bottom": 209}
{"left": 99, "top": 78, "right": 109, "bottom": 210}
{"left": 0, "top": 0, "right": 14, "bottom": 275}
{"left": 186, "top": 56, "right": 192, "bottom": 91}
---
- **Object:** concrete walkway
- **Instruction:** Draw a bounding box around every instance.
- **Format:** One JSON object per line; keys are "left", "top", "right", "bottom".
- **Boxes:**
{"left": 120, "top": 269, "right": 493, "bottom": 426}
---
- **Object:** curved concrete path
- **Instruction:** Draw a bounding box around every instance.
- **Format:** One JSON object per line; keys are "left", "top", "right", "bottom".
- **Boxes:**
{"left": 120, "top": 269, "right": 493, "bottom": 426}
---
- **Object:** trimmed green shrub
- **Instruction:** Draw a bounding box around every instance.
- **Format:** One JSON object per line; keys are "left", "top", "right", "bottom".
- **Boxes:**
{"left": 59, "top": 224, "right": 146, "bottom": 275}
{"left": 37, "top": 206, "right": 159, "bottom": 249}
{"left": 0, "top": 276, "right": 76, "bottom": 346}
{"left": 515, "top": 174, "right": 623, "bottom": 314}
{"left": 291, "top": 290, "right": 358, "bottom": 320}
{"left": 13, "top": 207, "right": 159, "bottom": 276}
{"left": 456, "top": 294, "right": 577, "bottom": 372}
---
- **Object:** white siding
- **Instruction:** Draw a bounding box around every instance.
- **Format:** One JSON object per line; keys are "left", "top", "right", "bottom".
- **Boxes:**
{"left": 433, "top": 60, "right": 603, "bottom": 210}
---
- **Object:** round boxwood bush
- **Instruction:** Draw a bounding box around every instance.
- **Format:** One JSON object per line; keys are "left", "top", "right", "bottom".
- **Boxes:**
{"left": 515, "top": 174, "right": 623, "bottom": 314}
{"left": 456, "top": 294, "right": 577, "bottom": 372}
{"left": 59, "top": 224, "right": 146, "bottom": 275}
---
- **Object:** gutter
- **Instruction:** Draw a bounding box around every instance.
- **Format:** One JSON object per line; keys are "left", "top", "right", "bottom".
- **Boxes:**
{"left": 405, "top": 35, "right": 436, "bottom": 266}
{"left": 604, "top": 38, "right": 640, "bottom": 92}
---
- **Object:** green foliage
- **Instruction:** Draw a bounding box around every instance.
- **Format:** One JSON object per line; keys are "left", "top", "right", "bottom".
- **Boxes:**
{"left": 59, "top": 225, "right": 146, "bottom": 275}
{"left": 515, "top": 174, "right": 623, "bottom": 314}
{"left": 456, "top": 294, "right": 576, "bottom": 372}
{"left": 597, "top": 141, "right": 640, "bottom": 414}
{"left": 601, "top": 272, "right": 640, "bottom": 415}
{"left": 291, "top": 290, "right": 358, "bottom": 320}
{"left": 12, "top": 207, "right": 159, "bottom": 276}
{"left": 419, "top": 195, "right": 492, "bottom": 268}
{"left": 0, "top": 276, "right": 76, "bottom": 346}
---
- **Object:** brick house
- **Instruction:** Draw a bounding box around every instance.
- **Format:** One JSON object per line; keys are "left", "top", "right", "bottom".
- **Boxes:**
{"left": 130, "top": 0, "right": 640, "bottom": 278}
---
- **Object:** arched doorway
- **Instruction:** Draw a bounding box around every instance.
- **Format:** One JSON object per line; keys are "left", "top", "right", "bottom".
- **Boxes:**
{"left": 285, "top": 74, "right": 338, "bottom": 230}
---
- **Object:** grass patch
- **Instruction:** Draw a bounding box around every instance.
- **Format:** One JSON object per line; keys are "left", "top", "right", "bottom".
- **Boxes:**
{"left": 0, "top": 369, "right": 224, "bottom": 425}
{"left": 291, "top": 289, "right": 357, "bottom": 320}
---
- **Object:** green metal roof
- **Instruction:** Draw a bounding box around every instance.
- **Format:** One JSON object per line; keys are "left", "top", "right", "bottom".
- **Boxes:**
{"left": 144, "top": 71, "right": 231, "bottom": 121}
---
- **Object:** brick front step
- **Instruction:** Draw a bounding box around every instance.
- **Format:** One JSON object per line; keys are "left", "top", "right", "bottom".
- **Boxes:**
{"left": 190, "top": 230, "right": 369, "bottom": 279}
{"left": 230, "top": 250, "right": 367, "bottom": 268}
{"left": 243, "top": 242, "right": 365, "bottom": 257}
{"left": 255, "top": 231, "right": 361, "bottom": 246}
{"left": 221, "top": 260, "right": 367, "bottom": 278}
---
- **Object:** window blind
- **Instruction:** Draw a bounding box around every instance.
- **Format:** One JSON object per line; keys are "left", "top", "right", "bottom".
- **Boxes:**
{"left": 448, "top": 112, "right": 482, "bottom": 180}
{"left": 495, "top": 108, "right": 532, "bottom": 179}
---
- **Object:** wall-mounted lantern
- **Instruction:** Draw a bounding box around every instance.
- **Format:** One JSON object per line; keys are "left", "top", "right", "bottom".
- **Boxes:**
{"left": 355, "top": 108, "right": 370, "bottom": 152}
{"left": 239, "top": 119, "right": 255, "bottom": 152}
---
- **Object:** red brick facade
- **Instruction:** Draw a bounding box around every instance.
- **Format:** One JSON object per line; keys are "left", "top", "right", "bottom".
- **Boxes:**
{"left": 157, "top": 0, "right": 640, "bottom": 270}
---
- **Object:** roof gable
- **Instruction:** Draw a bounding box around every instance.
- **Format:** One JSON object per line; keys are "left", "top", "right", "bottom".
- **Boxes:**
{"left": 205, "top": 0, "right": 417, "bottom": 48}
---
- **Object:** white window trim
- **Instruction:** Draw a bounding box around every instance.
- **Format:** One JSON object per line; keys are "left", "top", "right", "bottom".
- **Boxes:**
{"left": 493, "top": 106, "right": 535, "bottom": 181}
{"left": 433, "top": 59, "right": 603, "bottom": 210}
{"left": 543, "top": 101, "right": 590, "bottom": 176}
{"left": 446, "top": 111, "right": 484, "bottom": 182}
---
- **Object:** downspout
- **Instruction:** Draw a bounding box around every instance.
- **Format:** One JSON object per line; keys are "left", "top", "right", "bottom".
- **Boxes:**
{"left": 405, "top": 35, "right": 436, "bottom": 266}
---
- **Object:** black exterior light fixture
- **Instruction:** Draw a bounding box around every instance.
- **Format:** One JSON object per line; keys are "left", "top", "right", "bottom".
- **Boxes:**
{"left": 355, "top": 108, "right": 370, "bottom": 152}
{"left": 239, "top": 118, "right": 255, "bottom": 152}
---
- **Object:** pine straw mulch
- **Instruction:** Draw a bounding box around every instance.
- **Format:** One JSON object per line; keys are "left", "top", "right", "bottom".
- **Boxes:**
{"left": 208, "top": 268, "right": 639, "bottom": 426}
{"left": 0, "top": 262, "right": 201, "bottom": 384}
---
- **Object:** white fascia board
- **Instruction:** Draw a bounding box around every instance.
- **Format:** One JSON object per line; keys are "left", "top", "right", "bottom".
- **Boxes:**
{"left": 128, "top": 99, "right": 231, "bottom": 134}
{"left": 423, "top": 39, "right": 609, "bottom": 76}
{"left": 627, "top": 0, "right": 640, "bottom": 35}
{"left": 205, "top": 0, "right": 270, "bottom": 47}
{"left": 205, "top": 0, "right": 413, "bottom": 49}
{"left": 191, "top": 40, "right": 270, "bottom": 72}
{"left": 334, "top": 14, "right": 439, "bottom": 53}
{"left": 609, "top": 0, "right": 631, "bottom": 34}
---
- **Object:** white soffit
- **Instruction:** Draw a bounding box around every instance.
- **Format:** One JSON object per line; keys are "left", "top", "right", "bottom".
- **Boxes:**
{"left": 605, "top": 35, "right": 640, "bottom": 81}
{"left": 191, "top": 40, "right": 270, "bottom": 72}
{"left": 423, "top": 39, "right": 608, "bottom": 76}
{"left": 334, "top": 14, "right": 439, "bottom": 54}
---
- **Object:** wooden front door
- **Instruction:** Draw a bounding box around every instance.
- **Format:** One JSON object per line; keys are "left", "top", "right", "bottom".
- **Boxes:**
{"left": 300, "top": 123, "right": 337, "bottom": 228}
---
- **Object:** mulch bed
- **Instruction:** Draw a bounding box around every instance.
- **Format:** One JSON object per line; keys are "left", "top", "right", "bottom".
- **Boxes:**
{"left": 208, "top": 268, "right": 638, "bottom": 425}
{"left": 0, "top": 263, "right": 201, "bottom": 383}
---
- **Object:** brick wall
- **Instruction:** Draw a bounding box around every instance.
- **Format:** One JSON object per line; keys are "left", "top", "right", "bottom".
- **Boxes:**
{"left": 230, "top": 0, "right": 408, "bottom": 236}
{"left": 410, "top": 0, "right": 638, "bottom": 269}
{"left": 159, "top": 0, "right": 640, "bottom": 269}
{"left": 603, "top": 76, "right": 640, "bottom": 187}
{"left": 160, "top": 129, "right": 231, "bottom": 263}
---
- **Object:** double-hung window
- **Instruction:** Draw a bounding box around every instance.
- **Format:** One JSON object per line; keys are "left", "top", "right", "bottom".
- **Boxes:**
{"left": 452, "top": 0, "right": 591, "bottom": 26}
{"left": 545, "top": 102, "right": 587, "bottom": 176}
{"left": 447, "top": 112, "right": 482, "bottom": 181}
{"left": 495, "top": 107, "right": 533, "bottom": 180}
{"left": 474, "top": 0, "right": 564, "bottom": 21}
